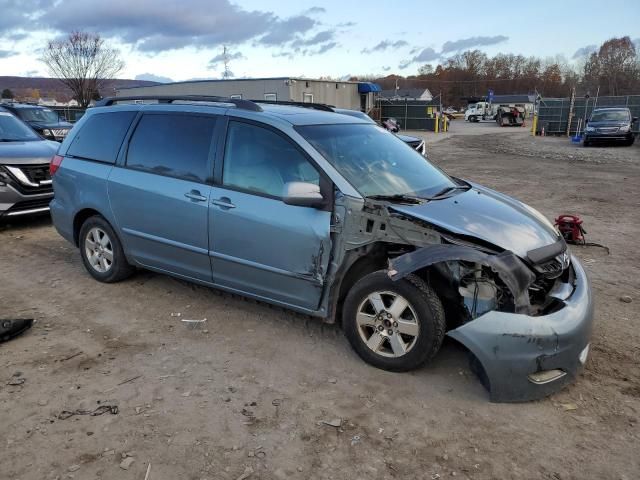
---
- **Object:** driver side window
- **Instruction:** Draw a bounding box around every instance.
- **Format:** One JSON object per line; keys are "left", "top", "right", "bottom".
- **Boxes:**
{"left": 222, "top": 121, "right": 319, "bottom": 198}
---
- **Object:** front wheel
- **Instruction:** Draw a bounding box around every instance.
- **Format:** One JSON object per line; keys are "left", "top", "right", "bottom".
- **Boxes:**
{"left": 79, "top": 215, "right": 135, "bottom": 283}
{"left": 342, "top": 271, "right": 446, "bottom": 372}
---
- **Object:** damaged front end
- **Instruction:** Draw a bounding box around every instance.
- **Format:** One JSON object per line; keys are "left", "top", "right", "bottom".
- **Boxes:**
{"left": 388, "top": 241, "right": 594, "bottom": 402}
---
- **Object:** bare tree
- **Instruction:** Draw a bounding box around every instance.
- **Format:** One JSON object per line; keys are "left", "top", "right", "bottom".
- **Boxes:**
{"left": 41, "top": 31, "right": 124, "bottom": 107}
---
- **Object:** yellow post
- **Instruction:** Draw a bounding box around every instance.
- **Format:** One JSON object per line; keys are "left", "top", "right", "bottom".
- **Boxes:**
{"left": 435, "top": 115, "right": 439, "bottom": 133}
{"left": 531, "top": 114, "right": 538, "bottom": 136}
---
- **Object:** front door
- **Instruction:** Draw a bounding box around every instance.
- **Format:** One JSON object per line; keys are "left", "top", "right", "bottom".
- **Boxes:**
{"left": 208, "top": 120, "right": 331, "bottom": 311}
{"left": 108, "top": 112, "right": 218, "bottom": 282}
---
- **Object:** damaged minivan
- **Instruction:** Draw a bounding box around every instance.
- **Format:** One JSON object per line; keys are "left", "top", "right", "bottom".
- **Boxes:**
{"left": 50, "top": 96, "right": 594, "bottom": 402}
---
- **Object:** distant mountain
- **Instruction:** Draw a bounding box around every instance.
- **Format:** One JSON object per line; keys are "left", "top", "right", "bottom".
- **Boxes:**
{"left": 0, "top": 76, "right": 160, "bottom": 102}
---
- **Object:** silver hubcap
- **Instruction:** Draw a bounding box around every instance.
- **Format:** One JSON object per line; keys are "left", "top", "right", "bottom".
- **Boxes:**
{"left": 85, "top": 227, "right": 114, "bottom": 273}
{"left": 356, "top": 291, "right": 420, "bottom": 358}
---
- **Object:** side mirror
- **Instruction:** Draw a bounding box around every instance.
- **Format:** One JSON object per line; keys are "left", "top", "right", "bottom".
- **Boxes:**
{"left": 282, "top": 182, "right": 324, "bottom": 208}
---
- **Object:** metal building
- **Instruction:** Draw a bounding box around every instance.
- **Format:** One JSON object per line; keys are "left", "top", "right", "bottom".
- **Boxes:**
{"left": 115, "top": 77, "right": 382, "bottom": 111}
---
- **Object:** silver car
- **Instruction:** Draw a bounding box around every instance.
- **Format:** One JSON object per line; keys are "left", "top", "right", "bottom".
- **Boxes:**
{"left": 0, "top": 107, "right": 58, "bottom": 218}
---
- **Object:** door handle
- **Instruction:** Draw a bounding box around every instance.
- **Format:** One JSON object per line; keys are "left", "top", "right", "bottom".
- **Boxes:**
{"left": 212, "top": 197, "right": 236, "bottom": 209}
{"left": 184, "top": 190, "right": 207, "bottom": 202}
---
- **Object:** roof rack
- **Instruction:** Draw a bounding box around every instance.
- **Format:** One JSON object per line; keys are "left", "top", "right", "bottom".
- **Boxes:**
{"left": 254, "top": 100, "right": 335, "bottom": 112}
{"left": 95, "top": 95, "right": 263, "bottom": 112}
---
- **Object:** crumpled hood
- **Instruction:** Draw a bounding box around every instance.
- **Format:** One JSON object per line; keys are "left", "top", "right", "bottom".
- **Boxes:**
{"left": 389, "top": 183, "right": 561, "bottom": 259}
{"left": 0, "top": 140, "right": 59, "bottom": 165}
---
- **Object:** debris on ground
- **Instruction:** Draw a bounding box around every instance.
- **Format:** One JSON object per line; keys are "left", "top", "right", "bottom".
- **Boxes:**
{"left": 320, "top": 418, "right": 342, "bottom": 428}
{"left": 619, "top": 295, "right": 632, "bottom": 303}
{"left": 120, "top": 456, "right": 135, "bottom": 470}
{"left": 560, "top": 403, "right": 579, "bottom": 411}
{"left": 236, "top": 466, "right": 254, "bottom": 480}
{"left": 58, "top": 404, "right": 119, "bottom": 420}
{"left": 68, "top": 464, "right": 80, "bottom": 472}
{"left": 0, "top": 318, "right": 34, "bottom": 343}
{"left": 6, "top": 376, "right": 25, "bottom": 386}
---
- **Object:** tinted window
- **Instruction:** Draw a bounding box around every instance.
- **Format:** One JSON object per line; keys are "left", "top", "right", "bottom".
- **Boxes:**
{"left": 68, "top": 111, "right": 136, "bottom": 163}
{"left": 126, "top": 114, "right": 216, "bottom": 182}
{"left": 223, "top": 121, "right": 319, "bottom": 198}
{"left": 298, "top": 124, "right": 453, "bottom": 198}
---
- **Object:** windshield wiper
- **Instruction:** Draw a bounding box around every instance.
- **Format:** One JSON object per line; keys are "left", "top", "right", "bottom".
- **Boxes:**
{"left": 429, "top": 184, "right": 470, "bottom": 199}
{"left": 365, "top": 194, "right": 424, "bottom": 204}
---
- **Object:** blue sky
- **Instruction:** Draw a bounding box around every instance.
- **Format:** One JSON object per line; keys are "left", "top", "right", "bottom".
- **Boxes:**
{"left": 0, "top": 0, "right": 638, "bottom": 82}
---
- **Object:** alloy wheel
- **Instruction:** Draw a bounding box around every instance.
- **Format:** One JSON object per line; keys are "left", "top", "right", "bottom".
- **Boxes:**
{"left": 356, "top": 291, "right": 420, "bottom": 358}
{"left": 84, "top": 227, "right": 114, "bottom": 273}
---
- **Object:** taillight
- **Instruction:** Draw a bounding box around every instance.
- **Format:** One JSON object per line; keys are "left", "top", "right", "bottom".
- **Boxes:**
{"left": 50, "top": 154, "right": 63, "bottom": 176}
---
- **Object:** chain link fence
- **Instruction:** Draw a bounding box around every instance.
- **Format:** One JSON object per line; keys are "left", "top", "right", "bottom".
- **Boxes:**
{"left": 536, "top": 95, "right": 640, "bottom": 136}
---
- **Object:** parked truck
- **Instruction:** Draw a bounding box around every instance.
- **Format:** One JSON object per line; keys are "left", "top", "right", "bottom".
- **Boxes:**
{"left": 464, "top": 101, "right": 496, "bottom": 122}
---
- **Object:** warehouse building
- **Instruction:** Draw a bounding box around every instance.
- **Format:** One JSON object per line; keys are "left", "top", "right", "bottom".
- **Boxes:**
{"left": 115, "top": 77, "right": 382, "bottom": 111}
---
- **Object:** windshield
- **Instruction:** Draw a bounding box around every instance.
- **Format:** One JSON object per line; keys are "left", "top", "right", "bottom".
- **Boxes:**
{"left": 16, "top": 108, "right": 61, "bottom": 123}
{"left": 0, "top": 111, "right": 40, "bottom": 141}
{"left": 298, "top": 124, "right": 455, "bottom": 198}
{"left": 590, "top": 110, "right": 630, "bottom": 122}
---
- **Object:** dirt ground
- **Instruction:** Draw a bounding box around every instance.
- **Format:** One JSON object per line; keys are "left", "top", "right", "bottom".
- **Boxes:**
{"left": 1, "top": 122, "right": 639, "bottom": 480}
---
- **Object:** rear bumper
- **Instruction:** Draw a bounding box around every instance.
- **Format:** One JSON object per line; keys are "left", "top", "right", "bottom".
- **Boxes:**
{"left": 448, "top": 256, "right": 594, "bottom": 402}
{"left": 0, "top": 184, "right": 53, "bottom": 217}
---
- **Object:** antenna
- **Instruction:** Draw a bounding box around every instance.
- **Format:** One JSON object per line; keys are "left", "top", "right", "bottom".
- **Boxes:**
{"left": 222, "top": 45, "right": 232, "bottom": 80}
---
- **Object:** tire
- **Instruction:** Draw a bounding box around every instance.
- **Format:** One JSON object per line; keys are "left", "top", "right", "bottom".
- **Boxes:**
{"left": 625, "top": 137, "right": 635, "bottom": 146}
{"left": 79, "top": 215, "right": 135, "bottom": 283}
{"left": 342, "top": 270, "right": 446, "bottom": 372}
{"left": 469, "top": 116, "right": 477, "bottom": 123}
{"left": 583, "top": 139, "right": 590, "bottom": 147}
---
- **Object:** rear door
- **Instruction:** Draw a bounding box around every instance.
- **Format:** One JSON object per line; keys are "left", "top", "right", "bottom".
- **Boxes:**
{"left": 108, "top": 112, "right": 217, "bottom": 282}
{"left": 208, "top": 119, "right": 332, "bottom": 311}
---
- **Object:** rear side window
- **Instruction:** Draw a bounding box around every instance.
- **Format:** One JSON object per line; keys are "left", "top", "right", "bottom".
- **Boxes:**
{"left": 126, "top": 114, "right": 216, "bottom": 183}
{"left": 67, "top": 111, "right": 136, "bottom": 163}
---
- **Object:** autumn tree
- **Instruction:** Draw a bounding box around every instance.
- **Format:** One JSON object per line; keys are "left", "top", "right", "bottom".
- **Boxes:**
{"left": 41, "top": 31, "right": 124, "bottom": 107}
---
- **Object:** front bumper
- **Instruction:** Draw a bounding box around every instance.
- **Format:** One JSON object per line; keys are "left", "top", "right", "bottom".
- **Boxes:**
{"left": 0, "top": 183, "right": 53, "bottom": 217}
{"left": 584, "top": 132, "right": 633, "bottom": 142}
{"left": 448, "top": 255, "right": 594, "bottom": 402}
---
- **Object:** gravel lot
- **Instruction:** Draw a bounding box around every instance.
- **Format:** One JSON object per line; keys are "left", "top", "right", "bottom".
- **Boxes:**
{"left": 1, "top": 122, "right": 639, "bottom": 480}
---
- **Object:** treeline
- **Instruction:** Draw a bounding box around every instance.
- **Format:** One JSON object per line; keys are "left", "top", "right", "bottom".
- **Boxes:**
{"left": 358, "top": 37, "right": 639, "bottom": 107}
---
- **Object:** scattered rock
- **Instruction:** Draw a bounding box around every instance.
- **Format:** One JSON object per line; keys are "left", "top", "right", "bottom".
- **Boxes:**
{"left": 182, "top": 391, "right": 191, "bottom": 397}
{"left": 321, "top": 418, "right": 342, "bottom": 428}
{"left": 561, "top": 403, "right": 578, "bottom": 411}
{"left": 68, "top": 465, "right": 80, "bottom": 472}
{"left": 7, "top": 377, "right": 25, "bottom": 386}
{"left": 236, "top": 466, "right": 253, "bottom": 480}
{"left": 38, "top": 399, "right": 49, "bottom": 406}
{"left": 120, "top": 457, "right": 135, "bottom": 470}
{"left": 328, "top": 377, "right": 337, "bottom": 384}
{"left": 619, "top": 295, "right": 632, "bottom": 303}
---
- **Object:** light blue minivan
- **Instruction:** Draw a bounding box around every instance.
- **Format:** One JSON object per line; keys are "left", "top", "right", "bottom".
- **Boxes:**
{"left": 50, "top": 95, "right": 593, "bottom": 402}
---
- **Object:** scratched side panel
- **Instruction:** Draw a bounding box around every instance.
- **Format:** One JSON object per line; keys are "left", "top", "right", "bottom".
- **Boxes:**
{"left": 209, "top": 187, "right": 331, "bottom": 310}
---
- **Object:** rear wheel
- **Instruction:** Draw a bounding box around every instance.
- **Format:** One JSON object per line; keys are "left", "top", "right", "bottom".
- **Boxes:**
{"left": 79, "top": 215, "right": 135, "bottom": 283}
{"left": 342, "top": 271, "right": 445, "bottom": 372}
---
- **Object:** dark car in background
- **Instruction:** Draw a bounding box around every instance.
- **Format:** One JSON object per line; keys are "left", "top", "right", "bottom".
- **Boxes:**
{"left": 2, "top": 102, "right": 73, "bottom": 142}
{"left": 0, "top": 107, "right": 58, "bottom": 218}
{"left": 584, "top": 107, "right": 637, "bottom": 146}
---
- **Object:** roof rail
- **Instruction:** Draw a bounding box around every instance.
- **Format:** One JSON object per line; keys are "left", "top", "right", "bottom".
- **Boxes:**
{"left": 254, "top": 100, "right": 335, "bottom": 112}
{"left": 95, "top": 95, "right": 263, "bottom": 112}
